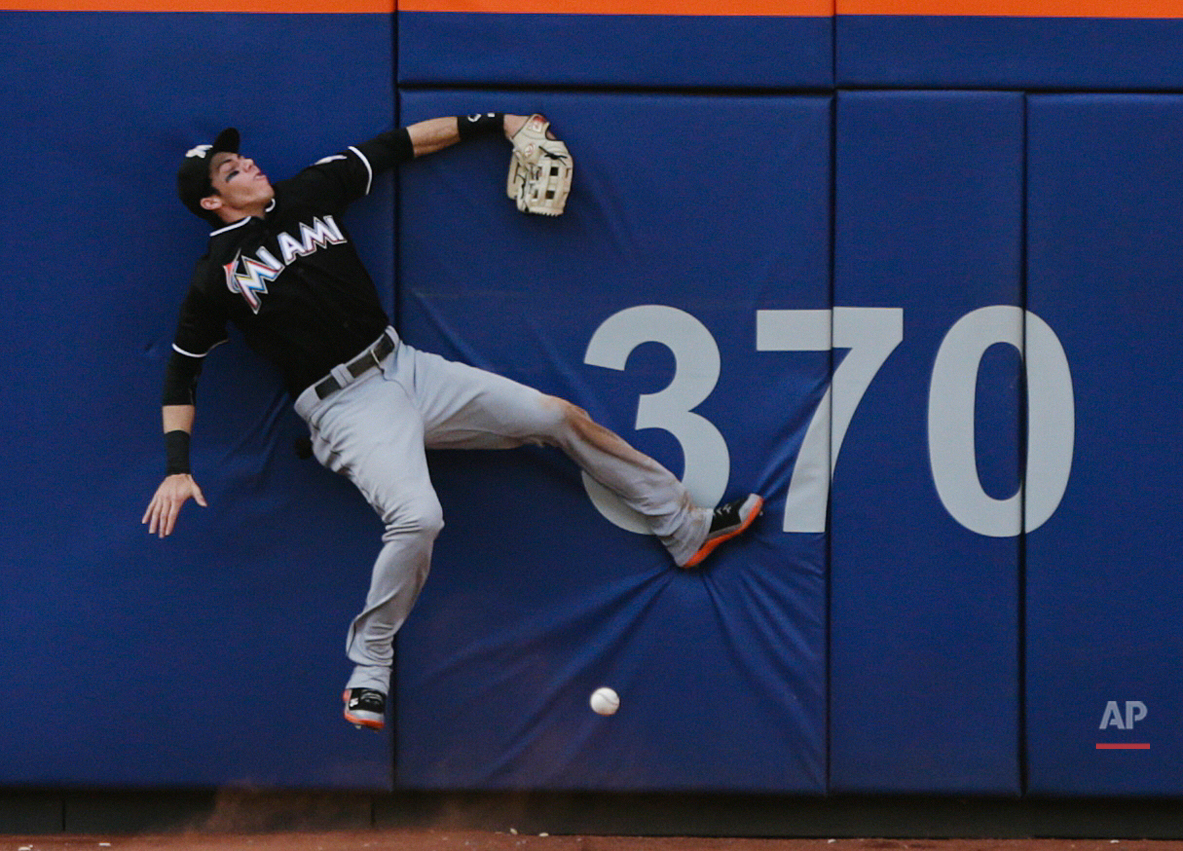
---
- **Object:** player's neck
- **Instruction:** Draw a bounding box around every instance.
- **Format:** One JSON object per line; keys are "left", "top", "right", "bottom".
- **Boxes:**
{"left": 217, "top": 201, "right": 269, "bottom": 225}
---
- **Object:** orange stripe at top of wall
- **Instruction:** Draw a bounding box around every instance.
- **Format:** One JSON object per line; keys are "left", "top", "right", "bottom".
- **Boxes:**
{"left": 4, "top": 0, "right": 827, "bottom": 10}
{"left": 397, "top": 0, "right": 1182, "bottom": 13}
{"left": 397, "top": 0, "right": 831, "bottom": 13}
{"left": 5, "top": 0, "right": 391, "bottom": 10}
{"left": 837, "top": 0, "right": 1183, "bottom": 15}
{"left": 6, "top": 0, "right": 1178, "bottom": 15}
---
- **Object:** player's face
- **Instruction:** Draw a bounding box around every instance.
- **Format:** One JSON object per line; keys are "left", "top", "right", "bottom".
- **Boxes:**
{"left": 202, "top": 152, "right": 275, "bottom": 220}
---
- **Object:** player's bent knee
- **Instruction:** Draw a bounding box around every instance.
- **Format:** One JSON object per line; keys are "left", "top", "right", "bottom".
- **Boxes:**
{"left": 548, "top": 396, "right": 590, "bottom": 426}
{"left": 533, "top": 395, "right": 582, "bottom": 439}
{"left": 554, "top": 397, "right": 610, "bottom": 441}
{"left": 381, "top": 496, "right": 444, "bottom": 542}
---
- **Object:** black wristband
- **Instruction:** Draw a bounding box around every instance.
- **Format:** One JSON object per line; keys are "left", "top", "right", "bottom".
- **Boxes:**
{"left": 165, "top": 430, "right": 192, "bottom": 475}
{"left": 457, "top": 112, "right": 505, "bottom": 141}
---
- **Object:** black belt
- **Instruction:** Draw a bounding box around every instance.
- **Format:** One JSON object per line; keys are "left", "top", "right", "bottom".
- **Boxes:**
{"left": 313, "top": 333, "right": 396, "bottom": 400}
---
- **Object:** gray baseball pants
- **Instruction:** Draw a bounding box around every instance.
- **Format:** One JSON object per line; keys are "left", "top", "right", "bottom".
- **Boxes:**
{"left": 294, "top": 328, "right": 709, "bottom": 694}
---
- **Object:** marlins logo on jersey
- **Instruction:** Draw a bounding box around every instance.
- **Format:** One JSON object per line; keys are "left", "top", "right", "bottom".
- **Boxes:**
{"left": 223, "top": 215, "right": 348, "bottom": 313}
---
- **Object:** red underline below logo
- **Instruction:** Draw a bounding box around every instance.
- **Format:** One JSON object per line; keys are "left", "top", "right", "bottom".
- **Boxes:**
{"left": 1096, "top": 743, "right": 1150, "bottom": 750}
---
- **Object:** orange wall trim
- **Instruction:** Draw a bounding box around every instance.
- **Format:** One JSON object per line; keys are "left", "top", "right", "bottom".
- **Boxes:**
{"left": 3, "top": 0, "right": 1180, "bottom": 14}
{"left": 5, "top": 0, "right": 392, "bottom": 10}
{"left": 3, "top": 0, "right": 826, "bottom": 11}
{"left": 839, "top": 0, "right": 1183, "bottom": 15}
{"left": 399, "top": 0, "right": 830, "bottom": 14}
{"left": 399, "top": 0, "right": 1180, "bottom": 13}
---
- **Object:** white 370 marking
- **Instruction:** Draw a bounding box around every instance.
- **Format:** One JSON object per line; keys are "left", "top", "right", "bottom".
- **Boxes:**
{"left": 583, "top": 304, "right": 1074, "bottom": 538}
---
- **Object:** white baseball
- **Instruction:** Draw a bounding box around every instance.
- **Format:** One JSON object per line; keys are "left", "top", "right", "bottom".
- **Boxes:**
{"left": 589, "top": 686, "right": 620, "bottom": 716}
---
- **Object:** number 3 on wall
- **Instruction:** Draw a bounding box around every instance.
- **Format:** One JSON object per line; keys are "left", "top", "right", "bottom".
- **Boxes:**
{"left": 582, "top": 305, "right": 730, "bottom": 534}
{"left": 583, "top": 304, "right": 1074, "bottom": 539}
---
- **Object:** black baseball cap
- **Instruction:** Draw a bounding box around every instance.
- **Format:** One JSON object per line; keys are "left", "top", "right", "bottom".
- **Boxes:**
{"left": 176, "top": 127, "right": 240, "bottom": 219}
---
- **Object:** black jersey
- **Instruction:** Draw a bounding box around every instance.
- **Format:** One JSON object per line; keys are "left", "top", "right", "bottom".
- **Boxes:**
{"left": 171, "top": 129, "right": 414, "bottom": 398}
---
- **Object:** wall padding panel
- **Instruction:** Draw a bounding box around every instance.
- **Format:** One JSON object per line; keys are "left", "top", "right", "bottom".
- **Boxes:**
{"left": 392, "top": 90, "right": 832, "bottom": 791}
{"left": 398, "top": 12, "right": 832, "bottom": 89}
{"left": 830, "top": 91, "right": 1023, "bottom": 794}
{"left": 1026, "top": 94, "right": 1183, "bottom": 795}
{"left": 0, "top": 10, "right": 397, "bottom": 789}
{"left": 837, "top": 16, "right": 1183, "bottom": 90}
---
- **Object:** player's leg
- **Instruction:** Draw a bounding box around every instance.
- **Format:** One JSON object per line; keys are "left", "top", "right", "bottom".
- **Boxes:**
{"left": 546, "top": 398, "right": 764, "bottom": 566}
{"left": 404, "top": 345, "right": 716, "bottom": 565}
{"left": 301, "top": 365, "right": 443, "bottom": 730}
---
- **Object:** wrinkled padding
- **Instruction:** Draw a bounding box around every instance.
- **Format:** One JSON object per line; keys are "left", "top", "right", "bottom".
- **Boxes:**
{"left": 395, "top": 89, "right": 831, "bottom": 792}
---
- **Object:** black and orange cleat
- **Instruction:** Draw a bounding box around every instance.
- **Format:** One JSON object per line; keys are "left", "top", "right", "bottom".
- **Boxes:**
{"left": 682, "top": 494, "right": 764, "bottom": 569}
{"left": 343, "top": 688, "right": 386, "bottom": 731}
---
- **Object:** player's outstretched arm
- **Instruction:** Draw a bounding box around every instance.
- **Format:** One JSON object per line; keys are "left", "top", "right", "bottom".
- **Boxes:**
{"left": 406, "top": 114, "right": 532, "bottom": 158}
{"left": 142, "top": 404, "right": 208, "bottom": 538}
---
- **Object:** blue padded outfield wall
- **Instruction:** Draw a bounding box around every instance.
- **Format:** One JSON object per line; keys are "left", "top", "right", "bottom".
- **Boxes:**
{"left": 395, "top": 90, "right": 830, "bottom": 791}
{"left": 2, "top": 0, "right": 1183, "bottom": 799}
{"left": 830, "top": 90, "right": 1025, "bottom": 795}
{"left": 0, "top": 10, "right": 398, "bottom": 790}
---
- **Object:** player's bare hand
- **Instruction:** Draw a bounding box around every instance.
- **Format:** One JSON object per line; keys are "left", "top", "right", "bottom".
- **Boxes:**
{"left": 142, "top": 473, "right": 208, "bottom": 538}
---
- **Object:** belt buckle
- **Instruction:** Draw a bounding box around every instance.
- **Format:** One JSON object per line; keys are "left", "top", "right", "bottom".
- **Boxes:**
{"left": 369, "top": 344, "right": 384, "bottom": 370}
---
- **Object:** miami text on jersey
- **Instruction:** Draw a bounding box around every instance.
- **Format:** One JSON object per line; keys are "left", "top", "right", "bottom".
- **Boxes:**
{"left": 223, "top": 215, "right": 347, "bottom": 313}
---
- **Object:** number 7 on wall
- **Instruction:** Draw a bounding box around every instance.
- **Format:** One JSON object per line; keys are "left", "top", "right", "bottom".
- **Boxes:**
{"left": 756, "top": 308, "right": 905, "bottom": 534}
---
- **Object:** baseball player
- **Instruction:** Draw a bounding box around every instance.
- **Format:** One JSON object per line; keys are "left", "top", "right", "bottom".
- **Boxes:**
{"left": 143, "top": 114, "right": 763, "bottom": 732}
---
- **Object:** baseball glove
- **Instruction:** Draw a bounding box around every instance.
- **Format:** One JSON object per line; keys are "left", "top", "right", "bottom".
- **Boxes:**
{"left": 507, "top": 114, "right": 573, "bottom": 216}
